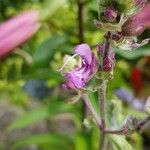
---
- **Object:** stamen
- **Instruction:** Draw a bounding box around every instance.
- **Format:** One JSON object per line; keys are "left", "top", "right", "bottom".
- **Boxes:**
{"left": 59, "top": 54, "right": 78, "bottom": 74}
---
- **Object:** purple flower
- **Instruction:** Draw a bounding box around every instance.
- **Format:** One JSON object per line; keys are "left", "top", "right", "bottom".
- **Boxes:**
{"left": 115, "top": 88, "right": 145, "bottom": 111}
{"left": 115, "top": 88, "right": 134, "bottom": 103}
{"left": 0, "top": 10, "right": 40, "bottom": 59}
{"left": 62, "top": 44, "right": 98, "bottom": 90}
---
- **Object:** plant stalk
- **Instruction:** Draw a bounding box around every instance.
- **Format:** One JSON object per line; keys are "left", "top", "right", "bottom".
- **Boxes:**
{"left": 99, "top": 80, "right": 107, "bottom": 150}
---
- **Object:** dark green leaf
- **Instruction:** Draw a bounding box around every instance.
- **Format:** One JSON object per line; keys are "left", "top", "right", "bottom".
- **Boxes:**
{"left": 22, "top": 69, "right": 63, "bottom": 81}
{"left": 8, "top": 101, "right": 74, "bottom": 130}
{"left": 33, "top": 34, "right": 67, "bottom": 67}
{"left": 114, "top": 46, "right": 150, "bottom": 60}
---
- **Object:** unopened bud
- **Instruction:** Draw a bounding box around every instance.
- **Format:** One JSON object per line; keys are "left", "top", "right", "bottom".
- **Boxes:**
{"left": 101, "top": 6, "right": 118, "bottom": 23}
{"left": 103, "top": 50, "right": 115, "bottom": 72}
{"left": 122, "top": 16, "right": 145, "bottom": 36}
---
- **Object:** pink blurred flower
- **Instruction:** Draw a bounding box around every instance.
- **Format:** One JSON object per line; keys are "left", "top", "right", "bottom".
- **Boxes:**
{"left": 0, "top": 10, "right": 40, "bottom": 59}
{"left": 137, "top": 3, "right": 150, "bottom": 28}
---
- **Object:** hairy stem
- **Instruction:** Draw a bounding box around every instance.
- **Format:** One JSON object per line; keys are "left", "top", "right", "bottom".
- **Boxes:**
{"left": 81, "top": 93, "right": 102, "bottom": 129}
{"left": 99, "top": 80, "right": 107, "bottom": 150}
{"left": 98, "top": 32, "right": 111, "bottom": 150}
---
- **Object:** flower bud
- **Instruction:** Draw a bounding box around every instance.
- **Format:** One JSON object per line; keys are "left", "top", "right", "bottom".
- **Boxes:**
{"left": 103, "top": 49, "right": 115, "bottom": 72}
{"left": 98, "top": 0, "right": 135, "bottom": 17}
{"left": 121, "top": 16, "right": 145, "bottom": 36}
{"left": 101, "top": 6, "right": 118, "bottom": 23}
{"left": 96, "top": 33, "right": 115, "bottom": 72}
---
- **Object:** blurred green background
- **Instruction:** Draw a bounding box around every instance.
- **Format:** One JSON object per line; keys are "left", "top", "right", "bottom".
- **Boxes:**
{"left": 0, "top": 0, "right": 150, "bottom": 150}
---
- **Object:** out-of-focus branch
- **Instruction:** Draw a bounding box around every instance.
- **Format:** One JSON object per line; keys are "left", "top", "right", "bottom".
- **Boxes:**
{"left": 77, "top": 0, "right": 85, "bottom": 43}
{"left": 136, "top": 116, "right": 150, "bottom": 132}
{"left": 104, "top": 116, "right": 150, "bottom": 135}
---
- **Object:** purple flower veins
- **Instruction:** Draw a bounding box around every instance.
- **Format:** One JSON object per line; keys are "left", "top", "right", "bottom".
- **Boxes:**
{"left": 61, "top": 44, "right": 98, "bottom": 90}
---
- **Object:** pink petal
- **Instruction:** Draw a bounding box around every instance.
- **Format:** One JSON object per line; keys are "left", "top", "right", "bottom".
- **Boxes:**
{"left": 0, "top": 10, "right": 40, "bottom": 59}
{"left": 75, "top": 43, "right": 92, "bottom": 64}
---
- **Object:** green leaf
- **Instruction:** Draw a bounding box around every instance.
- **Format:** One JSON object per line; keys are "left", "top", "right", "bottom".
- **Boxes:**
{"left": 22, "top": 69, "right": 63, "bottom": 81}
{"left": 88, "top": 91, "right": 99, "bottom": 115}
{"left": 114, "top": 46, "right": 150, "bottom": 60}
{"left": 8, "top": 106, "right": 50, "bottom": 130}
{"left": 75, "top": 134, "right": 88, "bottom": 150}
{"left": 33, "top": 34, "right": 67, "bottom": 67}
{"left": 110, "top": 135, "right": 133, "bottom": 150}
{"left": 8, "top": 101, "right": 74, "bottom": 130}
{"left": 12, "top": 134, "right": 73, "bottom": 150}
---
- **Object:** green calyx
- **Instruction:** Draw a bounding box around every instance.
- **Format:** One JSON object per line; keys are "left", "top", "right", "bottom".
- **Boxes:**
{"left": 98, "top": 0, "right": 134, "bottom": 16}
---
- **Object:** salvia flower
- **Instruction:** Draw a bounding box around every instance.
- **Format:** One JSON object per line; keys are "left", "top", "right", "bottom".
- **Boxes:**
{"left": 0, "top": 10, "right": 40, "bottom": 59}
{"left": 61, "top": 44, "right": 98, "bottom": 90}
